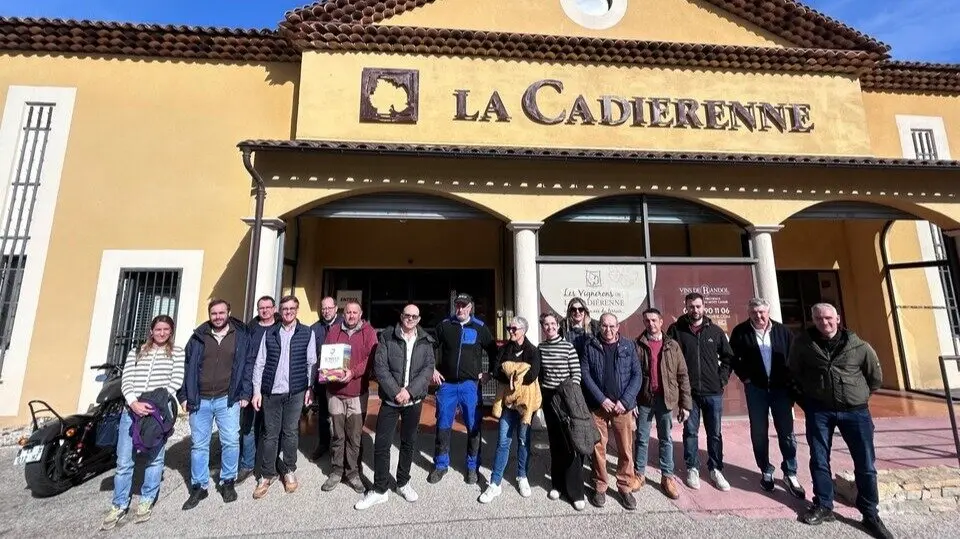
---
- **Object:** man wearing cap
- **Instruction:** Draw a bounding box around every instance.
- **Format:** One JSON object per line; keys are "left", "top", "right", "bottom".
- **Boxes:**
{"left": 428, "top": 293, "right": 499, "bottom": 485}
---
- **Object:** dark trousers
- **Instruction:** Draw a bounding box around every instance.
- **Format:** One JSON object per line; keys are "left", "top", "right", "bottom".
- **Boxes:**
{"left": 239, "top": 405, "right": 265, "bottom": 474}
{"left": 373, "top": 401, "right": 423, "bottom": 494}
{"left": 542, "top": 388, "right": 586, "bottom": 502}
{"left": 745, "top": 383, "right": 798, "bottom": 475}
{"left": 312, "top": 386, "right": 331, "bottom": 452}
{"left": 260, "top": 391, "right": 305, "bottom": 479}
{"left": 359, "top": 389, "right": 369, "bottom": 471}
{"left": 683, "top": 394, "right": 724, "bottom": 472}
{"left": 805, "top": 405, "right": 879, "bottom": 519}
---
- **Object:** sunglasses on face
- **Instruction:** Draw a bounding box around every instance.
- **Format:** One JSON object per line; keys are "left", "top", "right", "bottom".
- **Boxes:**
{"left": 507, "top": 326, "right": 522, "bottom": 332}
{"left": 570, "top": 307, "right": 585, "bottom": 313}
{"left": 401, "top": 313, "right": 420, "bottom": 320}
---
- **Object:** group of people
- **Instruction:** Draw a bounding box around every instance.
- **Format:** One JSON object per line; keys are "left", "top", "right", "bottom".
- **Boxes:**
{"left": 100, "top": 291, "right": 892, "bottom": 539}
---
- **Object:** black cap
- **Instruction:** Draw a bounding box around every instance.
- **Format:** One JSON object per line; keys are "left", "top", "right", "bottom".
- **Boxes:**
{"left": 454, "top": 293, "right": 473, "bottom": 305}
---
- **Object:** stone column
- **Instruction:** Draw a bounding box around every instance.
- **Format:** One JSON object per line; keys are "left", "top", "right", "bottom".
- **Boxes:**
{"left": 748, "top": 225, "right": 783, "bottom": 322}
{"left": 508, "top": 222, "right": 542, "bottom": 345}
{"left": 243, "top": 217, "right": 285, "bottom": 318}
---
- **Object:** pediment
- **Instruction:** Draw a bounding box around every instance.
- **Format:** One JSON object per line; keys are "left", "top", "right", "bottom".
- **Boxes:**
{"left": 281, "top": 0, "right": 887, "bottom": 52}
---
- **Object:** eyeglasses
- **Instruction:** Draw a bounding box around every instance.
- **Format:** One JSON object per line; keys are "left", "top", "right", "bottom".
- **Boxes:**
{"left": 401, "top": 313, "right": 420, "bottom": 320}
{"left": 570, "top": 307, "right": 585, "bottom": 313}
{"left": 507, "top": 326, "right": 523, "bottom": 332}
{"left": 280, "top": 307, "right": 298, "bottom": 312}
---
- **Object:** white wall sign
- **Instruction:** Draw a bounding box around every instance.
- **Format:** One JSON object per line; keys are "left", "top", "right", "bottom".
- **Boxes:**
{"left": 538, "top": 264, "right": 654, "bottom": 322}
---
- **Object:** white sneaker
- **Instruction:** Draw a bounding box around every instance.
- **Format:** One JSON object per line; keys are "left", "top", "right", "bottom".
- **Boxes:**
{"left": 354, "top": 491, "right": 388, "bottom": 510}
{"left": 686, "top": 469, "right": 701, "bottom": 490}
{"left": 573, "top": 499, "right": 586, "bottom": 511}
{"left": 397, "top": 483, "right": 419, "bottom": 502}
{"left": 548, "top": 489, "right": 561, "bottom": 500}
{"left": 478, "top": 483, "right": 502, "bottom": 504}
{"left": 710, "top": 470, "right": 731, "bottom": 491}
{"left": 518, "top": 477, "right": 532, "bottom": 498}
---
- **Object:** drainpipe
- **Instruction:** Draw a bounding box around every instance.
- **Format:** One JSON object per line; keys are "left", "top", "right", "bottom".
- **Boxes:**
{"left": 242, "top": 147, "right": 266, "bottom": 322}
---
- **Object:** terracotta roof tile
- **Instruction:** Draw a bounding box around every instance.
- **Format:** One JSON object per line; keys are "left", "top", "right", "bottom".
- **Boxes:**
{"left": 0, "top": 17, "right": 300, "bottom": 62}
{"left": 282, "top": 0, "right": 889, "bottom": 54}
{"left": 862, "top": 61, "right": 960, "bottom": 94}
{"left": 283, "top": 22, "right": 881, "bottom": 74}
{"left": 238, "top": 139, "right": 960, "bottom": 170}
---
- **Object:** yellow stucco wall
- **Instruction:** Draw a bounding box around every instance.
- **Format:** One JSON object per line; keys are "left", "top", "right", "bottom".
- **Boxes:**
{"left": 380, "top": 0, "right": 790, "bottom": 47}
{"left": 862, "top": 91, "right": 960, "bottom": 158}
{"left": 297, "top": 51, "right": 871, "bottom": 156}
{"left": 0, "top": 53, "right": 298, "bottom": 425}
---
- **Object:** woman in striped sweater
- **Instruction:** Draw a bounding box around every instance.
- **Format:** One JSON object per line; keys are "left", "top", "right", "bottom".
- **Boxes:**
{"left": 102, "top": 315, "right": 185, "bottom": 531}
{"left": 538, "top": 311, "right": 587, "bottom": 511}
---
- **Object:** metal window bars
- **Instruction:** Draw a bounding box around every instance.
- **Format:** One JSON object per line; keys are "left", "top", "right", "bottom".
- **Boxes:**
{"left": 911, "top": 128, "right": 939, "bottom": 161}
{"left": 0, "top": 103, "right": 54, "bottom": 377}
{"left": 106, "top": 269, "right": 182, "bottom": 366}
{"left": 938, "top": 356, "right": 960, "bottom": 468}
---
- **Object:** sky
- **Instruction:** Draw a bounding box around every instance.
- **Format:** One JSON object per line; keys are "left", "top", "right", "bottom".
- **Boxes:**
{"left": 1, "top": 0, "right": 958, "bottom": 63}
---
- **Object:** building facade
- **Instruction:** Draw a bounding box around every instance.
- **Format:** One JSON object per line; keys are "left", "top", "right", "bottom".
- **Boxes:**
{"left": 1, "top": 0, "right": 960, "bottom": 425}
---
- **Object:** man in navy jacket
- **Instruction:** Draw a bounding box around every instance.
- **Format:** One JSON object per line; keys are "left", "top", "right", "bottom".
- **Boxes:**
{"left": 731, "top": 298, "right": 805, "bottom": 500}
{"left": 579, "top": 312, "right": 642, "bottom": 511}
{"left": 178, "top": 299, "right": 255, "bottom": 510}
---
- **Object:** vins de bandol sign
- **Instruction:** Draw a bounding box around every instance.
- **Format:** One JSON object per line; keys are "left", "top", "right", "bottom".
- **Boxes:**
{"left": 453, "top": 79, "right": 814, "bottom": 133}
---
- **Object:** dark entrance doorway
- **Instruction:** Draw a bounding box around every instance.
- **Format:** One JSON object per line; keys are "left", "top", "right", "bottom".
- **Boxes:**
{"left": 776, "top": 270, "right": 844, "bottom": 332}
{"left": 323, "top": 268, "right": 497, "bottom": 332}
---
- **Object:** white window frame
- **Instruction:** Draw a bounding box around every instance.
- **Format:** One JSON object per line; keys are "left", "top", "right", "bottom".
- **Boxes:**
{"left": 0, "top": 86, "right": 76, "bottom": 417}
{"left": 895, "top": 115, "right": 952, "bottom": 160}
{"left": 76, "top": 250, "right": 203, "bottom": 412}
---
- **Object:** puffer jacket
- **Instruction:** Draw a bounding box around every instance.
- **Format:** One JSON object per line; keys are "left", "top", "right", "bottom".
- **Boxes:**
{"left": 374, "top": 324, "right": 435, "bottom": 406}
{"left": 788, "top": 328, "right": 883, "bottom": 411}
{"left": 578, "top": 335, "right": 642, "bottom": 412}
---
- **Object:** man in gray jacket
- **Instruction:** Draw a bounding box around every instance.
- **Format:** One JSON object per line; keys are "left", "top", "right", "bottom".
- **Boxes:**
{"left": 788, "top": 303, "right": 891, "bottom": 539}
{"left": 354, "top": 304, "right": 435, "bottom": 510}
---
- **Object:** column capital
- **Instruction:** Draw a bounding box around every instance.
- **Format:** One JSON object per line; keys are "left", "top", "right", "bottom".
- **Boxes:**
{"left": 747, "top": 224, "right": 783, "bottom": 235}
{"left": 507, "top": 221, "right": 544, "bottom": 232}
{"left": 242, "top": 217, "right": 286, "bottom": 232}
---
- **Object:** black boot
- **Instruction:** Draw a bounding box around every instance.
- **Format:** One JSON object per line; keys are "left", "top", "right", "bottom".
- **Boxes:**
{"left": 182, "top": 485, "right": 208, "bottom": 510}
{"left": 862, "top": 516, "right": 894, "bottom": 539}
{"left": 799, "top": 505, "right": 836, "bottom": 525}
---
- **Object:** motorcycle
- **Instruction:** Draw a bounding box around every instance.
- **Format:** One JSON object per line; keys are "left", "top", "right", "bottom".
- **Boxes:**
{"left": 15, "top": 363, "right": 126, "bottom": 497}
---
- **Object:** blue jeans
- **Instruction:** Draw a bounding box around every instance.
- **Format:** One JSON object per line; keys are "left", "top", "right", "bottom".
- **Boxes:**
{"left": 112, "top": 409, "right": 166, "bottom": 508}
{"left": 683, "top": 394, "right": 724, "bottom": 472}
{"left": 744, "top": 383, "right": 798, "bottom": 475}
{"left": 188, "top": 396, "right": 241, "bottom": 487}
{"left": 239, "top": 405, "right": 261, "bottom": 472}
{"left": 490, "top": 408, "right": 531, "bottom": 485}
{"left": 634, "top": 393, "right": 674, "bottom": 476}
{"left": 434, "top": 380, "right": 482, "bottom": 471}
{"left": 805, "top": 405, "right": 879, "bottom": 519}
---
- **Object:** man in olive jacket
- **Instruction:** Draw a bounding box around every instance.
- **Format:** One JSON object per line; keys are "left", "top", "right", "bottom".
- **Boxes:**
{"left": 788, "top": 303, "right": 891, "bottom": 539}
{"left": 355, "top": 304, "right": 435, "bottom": 510}
{"left": 634, "top": 308, "right": 691, "bottom": 500}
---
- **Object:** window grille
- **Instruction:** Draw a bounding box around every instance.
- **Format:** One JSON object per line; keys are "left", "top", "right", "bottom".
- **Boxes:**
{"left": 106, "top": 270, "right": 181, "bottom": 365}
{"left": 929, "top": 223, "right": 960, "bottom": 338}
{"left": 911, "top": 129, "right": 939, "bottom": 161}
{"left": 0, "top": 103, "right": 54, "bottom": 375}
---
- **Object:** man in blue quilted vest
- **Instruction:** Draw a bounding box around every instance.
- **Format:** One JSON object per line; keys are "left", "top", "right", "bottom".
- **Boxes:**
{"left": 250, "top": 295, "right": 317, "bottom": 499}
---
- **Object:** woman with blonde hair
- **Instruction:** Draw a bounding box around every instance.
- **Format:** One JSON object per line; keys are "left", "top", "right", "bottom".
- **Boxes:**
{"left": 559, "top": 297, "right": 600, "bottom": 345}
{"left": 101, "top": 314, "right": 185, "bottom": 530}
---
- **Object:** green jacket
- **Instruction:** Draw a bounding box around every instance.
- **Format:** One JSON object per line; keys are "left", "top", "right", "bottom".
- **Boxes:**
{"left": 787, "top": 329, "right": 883, "bottom": 411}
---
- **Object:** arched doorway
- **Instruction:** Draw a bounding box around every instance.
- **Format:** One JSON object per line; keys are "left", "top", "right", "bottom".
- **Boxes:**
{"left": 537, "top": 194, "right": 756, "bottom": 415}
{"left": 780, "top": 200, "right": 960, "bottom": 394}
{"left": 280, "top": 191, "right": 508, "bottom": 333}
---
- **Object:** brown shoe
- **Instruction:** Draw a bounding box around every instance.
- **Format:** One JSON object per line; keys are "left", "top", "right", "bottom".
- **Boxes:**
{"left": 252, "top": 478, "right": 273, "bottom": 499}
{"left": 282, "top": 472, "right": 299, "bottom": 493}
{"left": 633, "top": 474, "right": 646, "bottom": 492}
{"left": 662, "top": 476, "right": 680, "bottom": 500}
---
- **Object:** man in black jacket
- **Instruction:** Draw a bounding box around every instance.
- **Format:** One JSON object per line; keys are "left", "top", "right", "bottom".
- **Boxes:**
{"left": 309, "top": 296, "right": 342, "bottom": 461}
{"left": 789, "top": 303, "right": 891, "bottom": 539}
{"left": 730, "top": 298, "right": 804, "bottom": 499}
{"left": 428, "top": 293, "right": 499, "bottom": 485}
{"left": 667, "top": 292, "right": 735, "bottom": 493}
{"left": 355, "top": 304, "right": 435, "bottom": 510}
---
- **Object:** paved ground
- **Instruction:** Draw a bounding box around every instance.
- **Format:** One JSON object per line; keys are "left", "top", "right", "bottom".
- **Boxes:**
{"left": 2, "top": 404, "right": 959, "bottom": 538}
